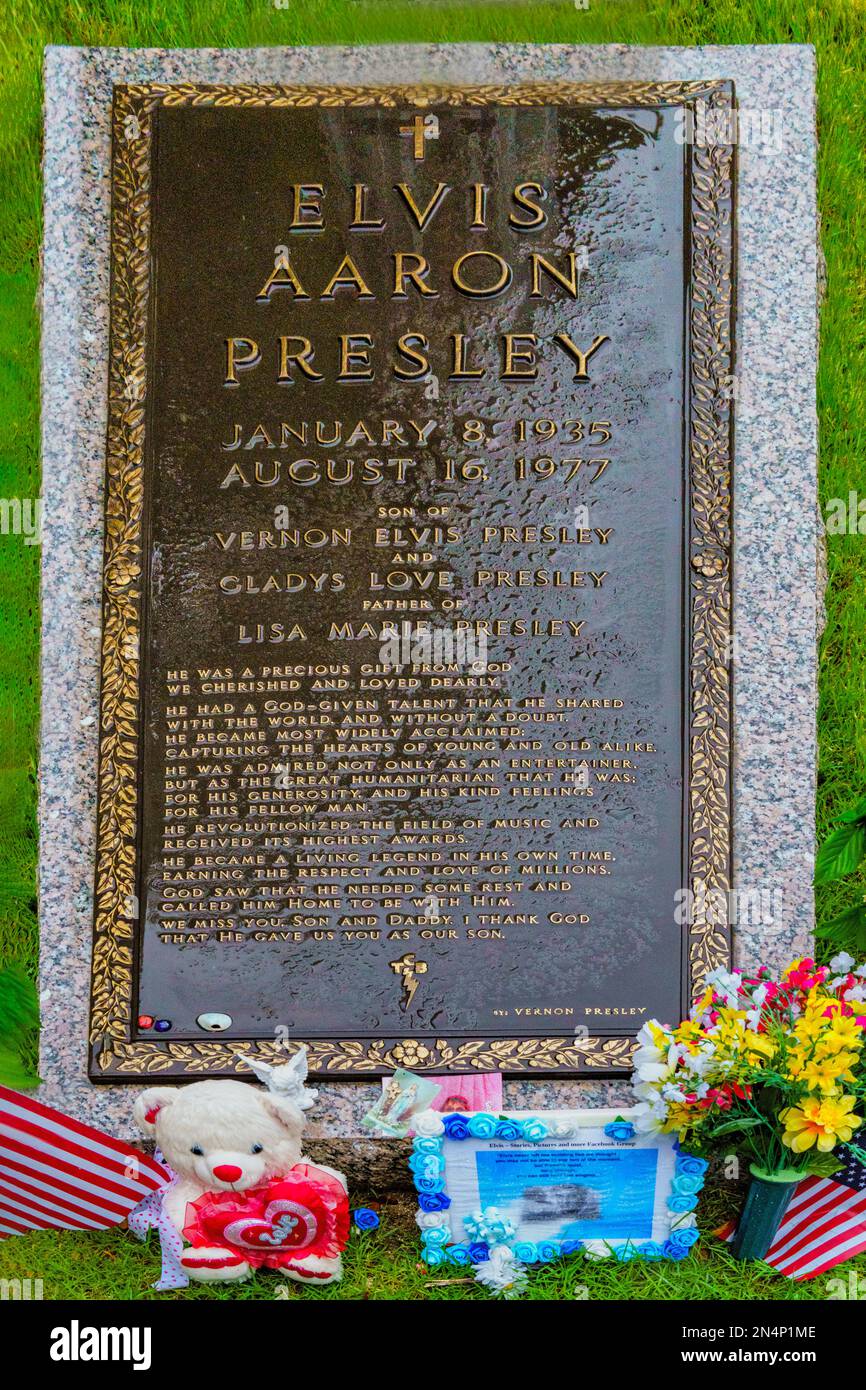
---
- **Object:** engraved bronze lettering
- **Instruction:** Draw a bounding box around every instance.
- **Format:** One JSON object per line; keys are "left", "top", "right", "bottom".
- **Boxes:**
{"left": 90, "top": 83, "right": 734, "bottom": 1079}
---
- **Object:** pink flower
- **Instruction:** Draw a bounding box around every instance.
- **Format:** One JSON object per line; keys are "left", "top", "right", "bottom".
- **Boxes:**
{"left": 702, "top": 1088, "right": 733, "bottom": 1110}
{"left": 784, "top": 957, "right": 829, "bottom": 991}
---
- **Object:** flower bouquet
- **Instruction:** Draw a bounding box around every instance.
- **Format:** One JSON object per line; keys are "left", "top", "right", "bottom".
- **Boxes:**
{"left": 631, "top": 955, "right": 866, "bottom": 1259}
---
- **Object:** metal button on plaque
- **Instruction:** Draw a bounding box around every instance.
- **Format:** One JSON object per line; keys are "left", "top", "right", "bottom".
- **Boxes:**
{"left": 196, "top": 1012, "right": 233, "bottom": 1032}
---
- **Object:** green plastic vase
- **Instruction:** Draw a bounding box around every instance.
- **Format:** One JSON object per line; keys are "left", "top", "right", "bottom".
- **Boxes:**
{"left": 731, "top": 1166, "right": 800, "bottom": 1261}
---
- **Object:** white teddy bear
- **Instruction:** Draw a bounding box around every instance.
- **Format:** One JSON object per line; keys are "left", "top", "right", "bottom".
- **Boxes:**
{"left": 134, "top": 1049, "right": 349, "bottom": 1285}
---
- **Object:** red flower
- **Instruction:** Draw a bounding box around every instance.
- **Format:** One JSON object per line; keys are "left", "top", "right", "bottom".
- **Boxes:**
{"left": 704, "top": 1088, "right": 733, "bottom": 1110}
{"left": 700, "top": 1081, "right": 751, "bottom": 1111}
{"left": 784, "top": 957, "right": 828, "bottom": 991}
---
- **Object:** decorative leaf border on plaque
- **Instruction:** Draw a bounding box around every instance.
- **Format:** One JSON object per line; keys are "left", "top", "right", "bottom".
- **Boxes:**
{"left": 90, "top": 82, "right": 734, "bottom": 1080}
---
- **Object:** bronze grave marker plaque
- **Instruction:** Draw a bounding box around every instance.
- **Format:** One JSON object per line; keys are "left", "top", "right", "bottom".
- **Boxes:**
{"left": 90, "top": 83, "right": 734, "bottom": 1079}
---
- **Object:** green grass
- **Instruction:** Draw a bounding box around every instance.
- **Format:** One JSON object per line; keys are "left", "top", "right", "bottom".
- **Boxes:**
{"left": 0, "top": 0, "right": 864, "bottom": 1299}
{"left": 0, "top": 1185, "right": 860, "bottom": 1300}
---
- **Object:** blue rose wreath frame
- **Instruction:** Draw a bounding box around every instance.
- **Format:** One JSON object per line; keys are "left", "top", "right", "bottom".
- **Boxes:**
{"left": 410, "top": 1111, "right": 707, "bottom": 1267}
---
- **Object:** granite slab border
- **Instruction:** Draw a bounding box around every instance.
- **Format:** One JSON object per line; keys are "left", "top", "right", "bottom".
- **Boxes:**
{"left": 40, "top": 43, "right": 817, "bottom": 1144}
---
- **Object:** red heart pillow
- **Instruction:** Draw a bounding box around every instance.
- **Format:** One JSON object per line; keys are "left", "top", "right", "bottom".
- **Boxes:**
{"left": 183, "top": 1166, "right": 349, "bottom": 1268}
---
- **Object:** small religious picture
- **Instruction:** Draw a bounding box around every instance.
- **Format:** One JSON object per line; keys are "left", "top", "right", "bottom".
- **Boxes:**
{"left": 364, "top": 1070, "right": 442, "bottom": 1137}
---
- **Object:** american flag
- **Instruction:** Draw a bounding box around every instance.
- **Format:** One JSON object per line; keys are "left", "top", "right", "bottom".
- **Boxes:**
{"left": 764, "top": 1140, "right": 866, "bottom": 1280}
{"left": 0, "top": 1085, "right": 168, "bottom": 1237}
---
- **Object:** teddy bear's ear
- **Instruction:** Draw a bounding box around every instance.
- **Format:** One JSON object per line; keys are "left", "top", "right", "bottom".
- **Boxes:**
{"left": 133, "top": 1087, "right": 176, "bottom": 1135}
{"left": 261, "top": 1093, "right": 304, "bottom": 1136}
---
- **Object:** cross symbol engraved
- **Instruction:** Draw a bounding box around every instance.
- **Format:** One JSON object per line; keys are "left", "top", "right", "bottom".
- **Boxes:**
{"left": 399, "top": 113, "right": 428, "bottom": 160}
{"left": 390, "top": 953, "right": 428, "bottom": 1009}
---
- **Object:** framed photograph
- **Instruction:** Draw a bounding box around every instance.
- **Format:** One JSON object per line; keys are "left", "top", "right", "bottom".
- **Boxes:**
{"left": 410, "top": 1108, "right": 706, "bottom": 1265}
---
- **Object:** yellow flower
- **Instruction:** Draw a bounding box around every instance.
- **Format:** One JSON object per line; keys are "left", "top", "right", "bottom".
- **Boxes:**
{"left": 820, "top": 1016, "right": 864, "bottom": 1052}
{"left": 673, "top": 1019, "right": 707, "bottom": 1050}
{"left": 714, "top": 1007, "right": 749, "bottom": 1029}
{"left": 705, "top": 1011, "right": 775, "bottom": 1068}
{"left": 793, "top": 1014, "right": 826, "bottom": 1044}
{"left": 743, "top": 1030, "right": 775, "bottom": 1062}
{"left": 690, "top": 987, "right": 715, "bottom": 1024}
{"left": 785, "top": 1046, "right": 809, "bottom": 1081}
{"left": 781, "top": 1095, "right": 862, "bottom": 1153}
{"left": 799, "top": 1053, "right": 858, "bottom": 1094}
{"left": 817, "top": 997, "right": 848, "bottom": 1021}
{"left": 662, "top": 1101, "right": 705, "bottom": 1142}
